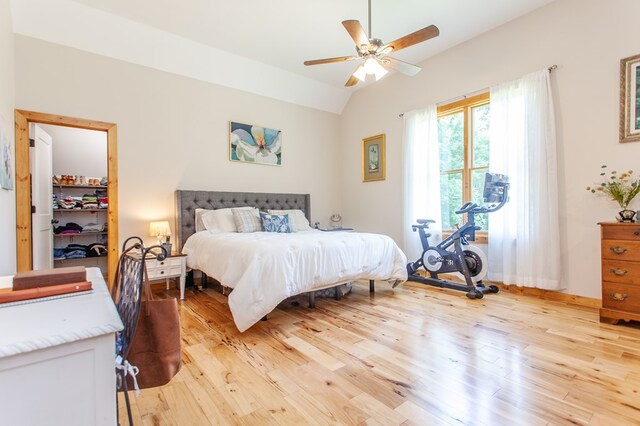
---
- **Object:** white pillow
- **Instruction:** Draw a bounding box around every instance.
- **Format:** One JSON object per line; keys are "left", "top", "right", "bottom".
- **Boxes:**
{"left": 195, "top": 208, "right": 212, "bottom": 232}
{"left": 201, "top": 206, "right": 254, "bottom": 233}
{"left": 267, "top": 209, "right": 313, "bottom": 232}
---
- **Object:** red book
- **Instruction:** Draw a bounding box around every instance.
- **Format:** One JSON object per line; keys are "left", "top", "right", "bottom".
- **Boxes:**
{"left": 0, "top": 281, "right": 93, "bottom": 304}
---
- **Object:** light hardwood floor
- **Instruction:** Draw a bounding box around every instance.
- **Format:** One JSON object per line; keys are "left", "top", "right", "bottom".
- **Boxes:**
{"left": 119, "top": 281, "right": 640, "bottom": 425}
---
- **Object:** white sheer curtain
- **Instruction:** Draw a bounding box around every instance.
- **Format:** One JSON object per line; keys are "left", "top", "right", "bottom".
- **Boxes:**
{"left": 402, "top": 105, "right": 441, "bottom": 261}
{"left": 488, "top": 69, "right": 562, "bottom": 290}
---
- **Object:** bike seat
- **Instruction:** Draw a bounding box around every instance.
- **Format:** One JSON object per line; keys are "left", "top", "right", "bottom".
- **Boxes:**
{"left": 417, "top": 219, "right": 435, "bottom": 224}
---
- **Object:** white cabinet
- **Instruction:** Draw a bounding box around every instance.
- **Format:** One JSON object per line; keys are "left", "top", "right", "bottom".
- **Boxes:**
{"left": 0, "top": 268, "right": 123, "bottom": 426}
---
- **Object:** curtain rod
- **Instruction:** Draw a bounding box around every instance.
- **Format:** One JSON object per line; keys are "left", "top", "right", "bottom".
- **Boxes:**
{"left": 398, "top": 64, "right": 558, "bottom": 118}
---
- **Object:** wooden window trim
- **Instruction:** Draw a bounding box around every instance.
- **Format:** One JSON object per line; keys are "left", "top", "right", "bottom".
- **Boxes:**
{"left": 437, "top": 92, "right": 490, "bottom": 238}
{"left": 441, "top": 229, "right": 488, "bottom": 244}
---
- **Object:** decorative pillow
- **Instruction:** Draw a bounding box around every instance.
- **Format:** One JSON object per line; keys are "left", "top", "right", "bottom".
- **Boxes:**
{"left": 267, "top": 209, "right": 313, "bottom": 232}
{"left": 232, "top": 208, "right": 262, "bottom": 233}
{"left": 259, "top": 212, "right": 291, "bottom": 233}
{"left": 201, "top": 206, "right": 254, "bottom": 233}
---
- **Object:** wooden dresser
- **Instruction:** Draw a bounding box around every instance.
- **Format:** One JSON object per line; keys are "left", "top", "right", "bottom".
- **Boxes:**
{"left": 599, "top": 222, "right": 640, "bottom": 324}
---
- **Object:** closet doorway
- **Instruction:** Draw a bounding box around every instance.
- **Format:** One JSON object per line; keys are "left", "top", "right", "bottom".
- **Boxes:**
{"left": 14, "top": 110, "right": 118, "bottom": 285}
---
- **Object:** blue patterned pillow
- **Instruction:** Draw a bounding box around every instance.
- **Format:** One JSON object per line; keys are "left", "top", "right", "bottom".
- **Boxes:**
{"left": 259, "top": 212, "right": 291, "bottom": 233}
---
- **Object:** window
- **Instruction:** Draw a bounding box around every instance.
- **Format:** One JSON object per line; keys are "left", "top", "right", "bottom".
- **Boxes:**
{"left": 437, "top": 93, "right": 490, "bottom": 237}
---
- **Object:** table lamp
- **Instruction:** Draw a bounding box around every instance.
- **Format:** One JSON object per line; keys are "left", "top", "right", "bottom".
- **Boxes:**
{"left": 149, "top": 220, "right": 171, "bottom": 245}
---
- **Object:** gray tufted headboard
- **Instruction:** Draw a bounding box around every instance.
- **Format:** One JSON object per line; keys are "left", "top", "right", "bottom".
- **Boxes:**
{"left": 175, "top": 190, "right": 311, "bottom": 250}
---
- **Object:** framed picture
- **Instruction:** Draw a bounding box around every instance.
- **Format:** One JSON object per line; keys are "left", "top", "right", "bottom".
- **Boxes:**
{"left": 229, "top": 121, "right": 282, "bottom": 165}
{"left": 620, "top": 54, "right": 640, "bottom": 143}
{"left": 0, "top": 114, "right": 13, "bottom": 190}
{"left": 362, "top": 134, "right": 385, "bottom": 182}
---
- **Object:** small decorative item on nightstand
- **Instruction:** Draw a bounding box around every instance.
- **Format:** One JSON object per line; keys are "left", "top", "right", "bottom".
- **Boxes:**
{"left": 162, "top": 237, "right": 172, "bottom": 256}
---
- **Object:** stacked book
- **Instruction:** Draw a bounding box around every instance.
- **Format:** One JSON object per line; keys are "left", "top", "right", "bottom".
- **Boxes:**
{"left": 0, "top": 266, "right": 92, "bottom": 304}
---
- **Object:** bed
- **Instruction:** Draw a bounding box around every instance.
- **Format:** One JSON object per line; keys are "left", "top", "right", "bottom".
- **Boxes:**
{"left": 175, "top": 190, "right": 407, "bottom": 332}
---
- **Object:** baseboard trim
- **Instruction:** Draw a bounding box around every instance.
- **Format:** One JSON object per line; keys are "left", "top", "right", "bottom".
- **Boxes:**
{"left": 409, "top": 272, "right": 601, "bottom": 309}
{"left": 493, "top": 282, "right": 601, "bottom": 309}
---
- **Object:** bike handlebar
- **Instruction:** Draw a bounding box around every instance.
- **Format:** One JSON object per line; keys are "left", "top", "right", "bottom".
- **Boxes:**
{"left": 455, "top": 202, "right": 478, "bottom": 215}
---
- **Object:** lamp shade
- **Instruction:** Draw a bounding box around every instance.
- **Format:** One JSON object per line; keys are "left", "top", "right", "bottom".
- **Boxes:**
{"left": 149, "top": 221, "right": 171, "bottom": 238}
{"left": 353, "top": 65, "right": 367, "bottom": 82}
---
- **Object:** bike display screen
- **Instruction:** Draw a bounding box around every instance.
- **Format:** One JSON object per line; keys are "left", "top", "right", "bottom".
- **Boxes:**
{"left": 483, "top": 173, "right": 509, "bottom": 203}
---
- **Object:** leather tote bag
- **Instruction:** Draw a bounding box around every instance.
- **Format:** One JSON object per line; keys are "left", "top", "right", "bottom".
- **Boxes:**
{"left": 126, "top": 267, "right": 182, "bottom": 389}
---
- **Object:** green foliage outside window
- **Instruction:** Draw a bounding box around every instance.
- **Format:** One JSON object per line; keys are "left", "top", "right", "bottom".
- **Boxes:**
{"left": 437, "top": 99, "right": 490, "bottom": 231}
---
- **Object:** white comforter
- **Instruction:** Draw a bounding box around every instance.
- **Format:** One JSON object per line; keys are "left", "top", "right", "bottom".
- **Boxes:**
{"left": 183, "top": 230, "right": 408, "bottom": 332}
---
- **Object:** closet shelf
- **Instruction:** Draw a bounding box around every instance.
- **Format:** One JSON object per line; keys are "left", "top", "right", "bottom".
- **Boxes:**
{"left": 54, "top": 255, "right": 107, "bottom": 264}
{"left": 54, "top": 232, "right": 107, "bottom": 238}
{"left": 53, "top": 209, "right": 107, "bottom": 213}
{"left": 53, "top": 184, "right": 107, "bottom": 189}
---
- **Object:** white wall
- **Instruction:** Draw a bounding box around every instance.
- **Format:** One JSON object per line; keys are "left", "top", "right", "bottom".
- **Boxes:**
{"left": 14, "top": 36, "right": 342, "bottom": 248}
{"left": 339, "top": 0, "right": 640, "bottom": 298}
{"left": 40, "top": 124, "right": 107, "bottom": 178}
{"left": 0, "top": 0, "right": 15, "bottom": 275}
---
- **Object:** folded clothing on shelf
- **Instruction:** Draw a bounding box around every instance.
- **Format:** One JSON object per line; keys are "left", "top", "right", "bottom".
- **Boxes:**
{"left": 86, "top": 243, "right": 107, "bottom": 257}
{"left": 54, "top": 222, "right": 83, "bottom": 234}
{"left": 54, "top": 191, "right": 108, "bottom": 210}
{"left": 82, "top": 222, "right": 104, "bottom": 233}
{"left": 53, "top": 248, "right": 66, "bottom": 260}
{"left": 55, "top": 242, "right": 108, "bottom": 260}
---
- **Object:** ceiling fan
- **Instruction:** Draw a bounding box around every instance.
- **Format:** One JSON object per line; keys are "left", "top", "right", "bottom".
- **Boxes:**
{"left": 304, "top": 0, "right": 440, "bottom": 87}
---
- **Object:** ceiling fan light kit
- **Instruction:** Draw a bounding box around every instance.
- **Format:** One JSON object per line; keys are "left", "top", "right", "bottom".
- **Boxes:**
{"left": 303, "top": 0, "right": 439, "bottom": 87}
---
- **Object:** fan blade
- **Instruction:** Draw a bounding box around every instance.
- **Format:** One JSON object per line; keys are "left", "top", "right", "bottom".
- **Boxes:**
{"left": 345, "top": 65, "right": 363, "bottom": 87}
{"left": 379, "top": 57, "right": 422, "bottom": 76}
{"left": 304, "top": 56, "right": 358, "bottom": 66}
{"left": 342, "top": 20, "right": 369, "bottom": 48}
{"left": 382, "top": 25, "right": 439, "bottom": 53}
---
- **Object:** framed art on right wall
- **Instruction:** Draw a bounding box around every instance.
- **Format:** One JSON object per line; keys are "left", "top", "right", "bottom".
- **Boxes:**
{"left": 362, "top": 134, "right": 386, "bottom": 182}
{"left": 620, "top": 54, "right": 640, "bottom": 143}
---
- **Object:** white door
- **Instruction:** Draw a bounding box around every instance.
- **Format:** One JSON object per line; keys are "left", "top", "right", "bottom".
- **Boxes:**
{"left": 30, "top": 124, "right": 53, "bottom": 270}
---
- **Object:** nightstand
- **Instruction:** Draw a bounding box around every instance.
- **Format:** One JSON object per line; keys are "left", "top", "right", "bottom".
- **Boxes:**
{"left": 145, "top": 253, "right": 187, "bottom": 300}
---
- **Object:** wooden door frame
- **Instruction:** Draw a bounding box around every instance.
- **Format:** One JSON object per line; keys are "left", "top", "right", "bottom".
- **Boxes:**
{"left": 15, "top": 110, "right": 118, "bottom": 287}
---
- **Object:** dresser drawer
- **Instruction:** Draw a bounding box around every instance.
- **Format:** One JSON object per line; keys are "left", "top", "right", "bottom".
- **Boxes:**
{"left": 145, "top": 256, "right": 183, "bottom": 269}
{"left": 147, "top": 265, "right": 182, "bottom": 280}
{"left": 602, "top": 224, "right": 640, "bottom": 241}
{"left": 601, "top": 259, "right": 640, "bottom": 284}
{"left": 602, "top": 239, "right": 640, "bottom": 261}
{"left": 602, "top": 282, "right": 640, "bottom": 311}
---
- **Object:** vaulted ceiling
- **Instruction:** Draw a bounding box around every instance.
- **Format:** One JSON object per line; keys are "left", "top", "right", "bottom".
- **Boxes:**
{"left": 11, "top": 0, "right": 557, "bottom": 113}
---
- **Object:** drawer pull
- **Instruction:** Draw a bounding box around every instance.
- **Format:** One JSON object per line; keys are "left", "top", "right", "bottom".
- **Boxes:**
{"left": 609, "top": 292, "right": 628, "bottom": 301}
{"left": 160, "top": 270, "right": 165, "bottom": 275}
{"left": 635, "top": 231, "right": 640, "bottom": 236}
{"left": 610, "top": 268, "right": 629, "bottom": 276}
{"left": 610, "top": 246, "right": 628, "bottom": 255}
{"left": 160, "top": 261, "right": 165, "bottom": 265}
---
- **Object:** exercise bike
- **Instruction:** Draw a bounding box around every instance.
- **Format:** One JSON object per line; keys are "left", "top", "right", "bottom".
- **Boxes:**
{"left": 406, "top": 173, "right": 510, "bottom": 299}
